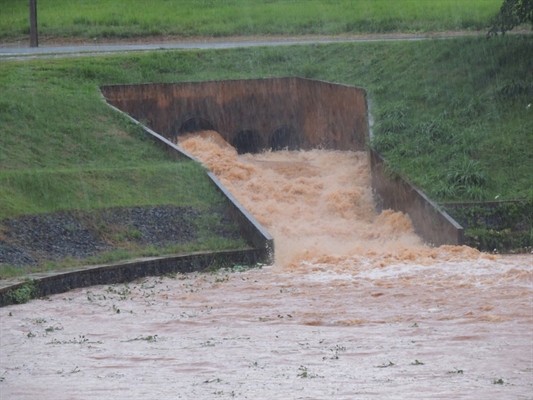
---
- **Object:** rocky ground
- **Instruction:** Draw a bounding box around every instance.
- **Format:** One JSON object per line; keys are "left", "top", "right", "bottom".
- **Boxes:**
{"left": 0, "top": 205, "right": 242, "bottom": 268}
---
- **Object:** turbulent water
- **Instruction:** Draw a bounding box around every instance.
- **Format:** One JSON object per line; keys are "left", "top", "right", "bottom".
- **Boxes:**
{"left": 1, "top": 132, "right": 531, "bottom": 399}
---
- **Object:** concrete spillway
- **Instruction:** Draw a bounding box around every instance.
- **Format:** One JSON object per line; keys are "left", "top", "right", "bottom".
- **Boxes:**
{"left": 101, "top": 77, "right": 463, "bottom": 250}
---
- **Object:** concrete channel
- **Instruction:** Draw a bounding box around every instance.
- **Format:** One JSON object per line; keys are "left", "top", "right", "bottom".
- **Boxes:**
{"left": 100, "top": 77, "right": 463, "bottom": 247}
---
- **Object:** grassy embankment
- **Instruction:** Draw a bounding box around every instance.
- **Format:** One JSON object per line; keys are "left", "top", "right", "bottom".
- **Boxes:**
{"left": 0, "top": 63, "right": 251, "bottom": 277}
{"left": 0, "top": 0, "right": 502, "bottom": 41}
{"left": 2, "top": 37, "right": 531, "bottom": 202}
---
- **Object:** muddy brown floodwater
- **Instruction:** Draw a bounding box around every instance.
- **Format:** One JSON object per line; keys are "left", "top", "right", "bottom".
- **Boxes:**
{"left": 1, "top": 132, "right": 532, "bottom": 399}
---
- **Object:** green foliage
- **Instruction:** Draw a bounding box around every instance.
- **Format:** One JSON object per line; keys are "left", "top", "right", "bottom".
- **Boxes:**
{"left": 4, "top": 279, "right": 38, "bottom": 305}
{"left": 489, "top": 0, "right": 533, "bottom": 35}
{"left": 442, "top": 157, "right": 489, "bottom": 201}
{"left": 465, "top": 227, "right": 532, "bottom": 252}
{"left": 368, "top": 35, "right": 532, "bottom": 202}
{"left": 445, "top": 200, "right": 532, "bottom": 230}
{"left": 444, "top": 200, "right": 533, "bottom": 252}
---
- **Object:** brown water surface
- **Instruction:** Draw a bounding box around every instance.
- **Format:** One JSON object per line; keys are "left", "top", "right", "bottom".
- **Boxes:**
{"left": 1, "top": 132, "right": 531, "bottom": 399}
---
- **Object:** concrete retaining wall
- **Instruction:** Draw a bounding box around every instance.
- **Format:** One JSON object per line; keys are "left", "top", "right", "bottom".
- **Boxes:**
{"left": 0, "top": 79, "right": 470, "bottom": 307}
{"left": 370, "top": 149, "right": 464, "bottom": 246}
{"left": 101, "top": 77, "right": 369, "bottom": 153}
{"left": 207, "top": 171, "right": 274, "bottom": 257}
{"left": 0, "top": 249, "right": 265, "bottom": 307}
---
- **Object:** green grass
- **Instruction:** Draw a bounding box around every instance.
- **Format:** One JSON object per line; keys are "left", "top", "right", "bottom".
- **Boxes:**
{"left": 0, "top": 164, "right": 221, "bottom": 219}
{"left": 0, "top": 0, "right": 503, "bottom": 41}
{"left": 0, "top": 58, "right": 232, "bottom": 218}
{"left": 367, "top": 36, "right": 533, "bottom": 201}
{"left": 0, "top": 66, "right": 167, "bottom": 171}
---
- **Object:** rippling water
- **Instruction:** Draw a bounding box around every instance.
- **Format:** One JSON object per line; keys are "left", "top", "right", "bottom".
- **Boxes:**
{"left": 1, "top": 132, "right": 531, "bottom": 399}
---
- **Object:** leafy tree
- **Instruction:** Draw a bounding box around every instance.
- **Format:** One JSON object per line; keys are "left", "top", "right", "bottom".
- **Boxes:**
{"left": 489, "top": 0, "right": 533, "bottom": 35}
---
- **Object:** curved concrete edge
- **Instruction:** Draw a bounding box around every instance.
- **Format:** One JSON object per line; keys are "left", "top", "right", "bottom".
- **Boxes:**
{"left": 369, "top": 148, "right": 464, "bottom": 246}
{"left": 0, "top": 249, "right": 265, "bottom": 308}
{"left": 102, "top": 97, "right": 274, "bottom": 262}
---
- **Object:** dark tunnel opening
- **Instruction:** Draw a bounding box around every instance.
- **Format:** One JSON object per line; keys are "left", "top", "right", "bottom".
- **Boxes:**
{"left": 270, "top": 126, "right": 300, "bottom": 151}
{"left": 231, "top": 129, "right": 264, "bottom": 154}
{"left": 178, "top": 117, "right": 215, "bottom": 135}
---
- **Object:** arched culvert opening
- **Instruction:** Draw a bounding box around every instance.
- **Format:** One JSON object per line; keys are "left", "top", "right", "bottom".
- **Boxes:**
{"left": 231, "top": 129, "right": 264, "bottom": 154}
{"left": 270, "top": 125, "right": 301, "bottom": 151}
{"left": 169, "top": 116, "right": 216, "bottom": 141}
{"left": 177, "top": 117, "right": 215, "bottom": 135}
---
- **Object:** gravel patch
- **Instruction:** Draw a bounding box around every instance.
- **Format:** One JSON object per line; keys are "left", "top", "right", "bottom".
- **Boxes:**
{"left": 0, "top": 205, "right": 241, "bottom": 268}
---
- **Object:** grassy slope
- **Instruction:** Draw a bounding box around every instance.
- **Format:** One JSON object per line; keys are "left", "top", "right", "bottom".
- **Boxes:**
{"left": 367, "top": 37, "right": 533, "bottom": 201}
{"left": 0, "top": 0, "right": 502, "bottom": 40}
{"left": 1, "top": 35, "right": 531, "bottom": 213}
{"left": 0, "top": 64, "right": 227, "bottom": 219}
{"left": 0, "top": 49, "right": 255, "bottom": 276}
